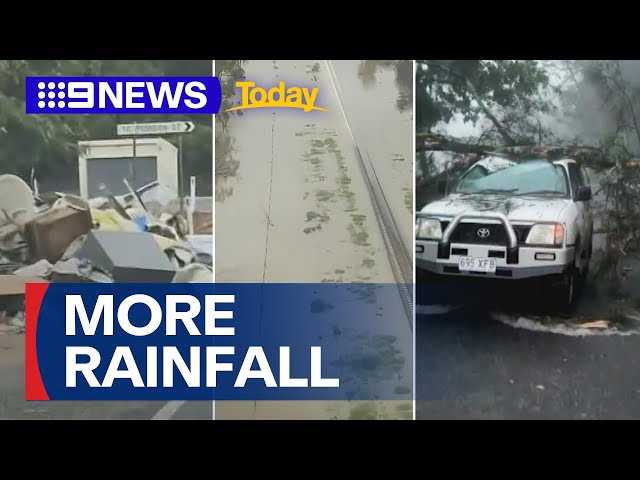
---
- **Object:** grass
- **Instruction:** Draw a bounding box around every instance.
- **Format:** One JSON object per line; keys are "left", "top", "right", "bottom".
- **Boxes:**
{"left": 301, "top": 132, "right": 376, "bottom": 278}
{"left": 316, "top": 190, "right": 334, "bottom": 203}
{"left": 348, "top": 224, "right": 370, "bottom": 246}
{"left": 362, "top": 258, "right": 375, "bottom": 268}
{"left": 404, "top": 187, "right": 412, "bottom": 213}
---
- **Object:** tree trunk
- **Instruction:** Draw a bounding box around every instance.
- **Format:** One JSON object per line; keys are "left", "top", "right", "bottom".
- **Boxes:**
{"left": 416, "top": 132, "right": 617, "bottom": 170}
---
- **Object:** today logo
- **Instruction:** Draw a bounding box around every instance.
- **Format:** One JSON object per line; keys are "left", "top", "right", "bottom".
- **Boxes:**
{"left": 226, "top": 81, "right": 328, "bottom": 113}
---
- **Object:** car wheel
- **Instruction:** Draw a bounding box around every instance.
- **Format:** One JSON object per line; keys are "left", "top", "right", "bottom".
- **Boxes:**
{"left": 555, "top": 267, "right": 579, "bottom": 313}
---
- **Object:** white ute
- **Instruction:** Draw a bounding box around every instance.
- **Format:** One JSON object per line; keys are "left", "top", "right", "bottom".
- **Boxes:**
{"left": 415, "top": 156, "right": 594, "bottom": 309}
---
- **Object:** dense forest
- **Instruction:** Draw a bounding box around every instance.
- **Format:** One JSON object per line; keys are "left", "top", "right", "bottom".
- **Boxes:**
{"left": 0, "top": 60, "right": 213, "bottom": 191}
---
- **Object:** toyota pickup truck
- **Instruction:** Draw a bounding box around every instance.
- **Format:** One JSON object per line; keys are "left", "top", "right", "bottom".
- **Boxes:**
{"left": 415, "top": 156, "right": 593, "bottom": 310}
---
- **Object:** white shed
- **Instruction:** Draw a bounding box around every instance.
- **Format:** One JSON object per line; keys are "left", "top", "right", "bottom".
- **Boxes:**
{"left": 77, "top": 137, "right": 178, "bottom": 199}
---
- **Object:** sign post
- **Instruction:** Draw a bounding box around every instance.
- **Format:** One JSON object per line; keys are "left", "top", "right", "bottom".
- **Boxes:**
{"left": 131, "top": 122, "right": 137, "bottom": 184}
{"left": 178, "top": 134, "right": 185, "bottom": 217}
{"left": 189, "top": 175, "right": 196, "bottom": 236}
{"left": 117, "top": 121, "right": 196, "bottom": 220}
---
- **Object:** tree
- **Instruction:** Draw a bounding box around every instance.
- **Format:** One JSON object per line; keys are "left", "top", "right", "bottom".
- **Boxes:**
{"left": 215, "top": 60, "right": 245, "bottom": 130}
{"left": 214, "top": 60, "right": 244, "bottom": 202}
{"left": 0, "top": 60, "right": 213, "bottom": 193}
{"left": 416, "top": 60, "right": 551, "bottom": 145}
{"left": 416, "top": 59, "right": 640, "bottom": 297}
{"left": 558, "top": 61, "right": 640, "bottom": 291}
{"left": 415, "top": 60, "right": 552, "bottom": 204}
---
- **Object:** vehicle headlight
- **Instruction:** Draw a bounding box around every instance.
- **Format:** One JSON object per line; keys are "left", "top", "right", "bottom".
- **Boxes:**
{"left": 525, "top": 223, "right": 565, "bottom": 247}
{"left": 416, "top": 217, "right": 442, "bottom": 240}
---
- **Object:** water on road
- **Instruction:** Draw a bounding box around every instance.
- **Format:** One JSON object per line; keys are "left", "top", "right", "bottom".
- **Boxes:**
{"left": 215, "top": 60, "right": 414, "bottom": 419}
{"left": 415, "top": 279, "right": 640, "bottom": 419}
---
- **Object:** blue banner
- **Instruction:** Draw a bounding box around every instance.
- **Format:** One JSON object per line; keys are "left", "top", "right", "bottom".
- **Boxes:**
{"left": 25, "top": 76, "right": 222, "bottom": 114}
{"left": 26, "top": 283, "right": 412, "bottom": 402}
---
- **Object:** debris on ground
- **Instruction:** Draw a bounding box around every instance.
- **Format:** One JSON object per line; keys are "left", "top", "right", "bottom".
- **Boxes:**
{"left": 76, "top": 230, "right": 176, "bottom": 283}
{"left": 8, "top": 311, "right": 25, "bottom": 330}
{"left": 0, "top": 176, "right": 213, "bottom": 334}
{"left": 579, "top": 320, "right": 610, "bottom": 329}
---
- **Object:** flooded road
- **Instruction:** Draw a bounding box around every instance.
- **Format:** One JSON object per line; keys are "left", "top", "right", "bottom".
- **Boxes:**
{"left": 329, "top": 60, "right": 414, "bottom": 256}
{"left": 215, "top": 60, "right": 414, "bottom": 419}
{"left": 216, "top": 60, "right": 408, "bottom": 285}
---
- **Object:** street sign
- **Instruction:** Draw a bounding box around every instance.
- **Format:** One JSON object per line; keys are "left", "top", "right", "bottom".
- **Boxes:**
{"left": 117, "top": 121, "right": 195, "bottom": 136}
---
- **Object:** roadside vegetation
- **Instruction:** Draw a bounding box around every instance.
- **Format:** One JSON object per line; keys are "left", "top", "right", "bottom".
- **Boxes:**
{"left": 0, "top": 60, "right": 213, "bottom": 190}
{"left": 214, "top": 60, "right": 244, "bottom": 202}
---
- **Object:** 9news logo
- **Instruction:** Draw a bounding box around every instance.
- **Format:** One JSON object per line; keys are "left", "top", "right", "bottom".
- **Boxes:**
{"left": 25, "top": 76, "right": 222, "bottom": 115}
{"left": 35, "top": 81, "right": 68, "bottom": 109}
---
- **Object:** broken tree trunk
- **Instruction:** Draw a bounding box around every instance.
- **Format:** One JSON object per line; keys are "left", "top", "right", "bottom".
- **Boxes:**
{"left": 416, "top": 132, "right": 618, "bottom": 170}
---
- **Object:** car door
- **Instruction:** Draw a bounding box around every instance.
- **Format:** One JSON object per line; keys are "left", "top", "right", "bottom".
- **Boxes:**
{"left": 567, "top": 162, "right": 588, "bottom": 264}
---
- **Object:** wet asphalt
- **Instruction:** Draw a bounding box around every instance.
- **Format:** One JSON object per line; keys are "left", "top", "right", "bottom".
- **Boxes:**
{"left": 415, "top": 280, "right": 640, "bottom": 419}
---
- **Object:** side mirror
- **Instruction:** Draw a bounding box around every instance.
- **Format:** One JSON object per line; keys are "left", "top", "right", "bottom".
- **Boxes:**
{"left": 437, "top": 180, "right": 448, "bottom": 195}
{"left": 576, "top": 186, "right": 592, "bottom": 202}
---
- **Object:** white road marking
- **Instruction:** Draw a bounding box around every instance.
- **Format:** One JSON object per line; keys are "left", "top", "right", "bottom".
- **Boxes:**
{"left": 150, "top": 401, "right": 186, "bottom": 421}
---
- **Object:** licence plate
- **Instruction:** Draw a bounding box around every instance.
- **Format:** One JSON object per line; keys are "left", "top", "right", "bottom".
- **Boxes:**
{"left": 458, "top": 256, "right": 496, "bottom": 273}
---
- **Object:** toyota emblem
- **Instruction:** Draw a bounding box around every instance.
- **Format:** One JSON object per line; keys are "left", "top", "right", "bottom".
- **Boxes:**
{"left": 477, "top": 228, "right": 491, "bottom": 238}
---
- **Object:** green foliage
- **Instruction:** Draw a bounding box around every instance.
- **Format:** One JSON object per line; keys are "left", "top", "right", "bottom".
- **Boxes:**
{"left": 0, "top": 60, "right": 212, "bottom": 183}
{"left": 215, "top": 60, "right": 245, "bottom": 129}
{"left": 214, "top": 61, "right": 244, "bottom": 202}
{"left": 561, "top": 60, "right": 640, "bottom": 155}
{"left": 416, "top": 60, "right": 550, "bottom": 144}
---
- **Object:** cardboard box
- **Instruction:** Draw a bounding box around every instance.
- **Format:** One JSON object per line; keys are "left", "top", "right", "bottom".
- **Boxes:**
{"left": 24, "top": 206, "right": 92, "bottom": 263}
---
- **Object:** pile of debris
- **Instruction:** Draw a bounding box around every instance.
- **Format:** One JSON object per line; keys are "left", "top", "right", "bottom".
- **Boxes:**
{"left": 0, "top": 174, "right": 213, "bottom": 334}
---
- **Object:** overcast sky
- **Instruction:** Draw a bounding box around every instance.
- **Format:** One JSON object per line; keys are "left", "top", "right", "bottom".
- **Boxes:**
{"left": 432, "top": 61, "right": 568, "bottom": 139}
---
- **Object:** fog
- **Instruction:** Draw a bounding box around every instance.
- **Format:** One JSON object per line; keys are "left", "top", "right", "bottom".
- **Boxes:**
{"left": 437, "top": 60, "right": 640, "bottom": 155}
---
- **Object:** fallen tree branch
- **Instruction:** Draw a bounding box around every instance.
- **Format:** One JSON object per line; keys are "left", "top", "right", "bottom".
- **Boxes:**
{"left": 416, "top": 132, "right": 618, "bottom": 169}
